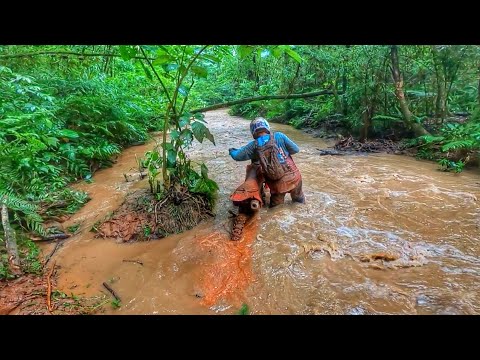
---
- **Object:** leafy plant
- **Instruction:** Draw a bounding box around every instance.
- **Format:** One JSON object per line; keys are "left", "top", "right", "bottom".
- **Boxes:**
{"left": 237, "top": 303, "right": 249, "bottom": 315}
{"left": 67, "top": 223, "right": 81, "bottom": 234}
{"left": 111, "top": 299, "right": 121, "bottom": 309}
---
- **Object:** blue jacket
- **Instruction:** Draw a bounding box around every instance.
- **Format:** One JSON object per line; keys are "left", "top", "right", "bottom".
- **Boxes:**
{"left": 229, "top": 132, "right": 300, "bottom": 163}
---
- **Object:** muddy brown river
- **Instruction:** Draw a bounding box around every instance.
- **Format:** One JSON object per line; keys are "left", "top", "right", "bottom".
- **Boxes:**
{"left": 47, "top": 109, "right": 480, "bottom": 314}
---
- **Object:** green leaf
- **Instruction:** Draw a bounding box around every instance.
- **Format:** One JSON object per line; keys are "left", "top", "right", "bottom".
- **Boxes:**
{"left": 57, "top": 129, "right": 79, "bottom": 139}
{"left": 179, "top": 65, "right": 187, "bottom": 78}
{"left": 139, "top": 61, "right": 153, "bottom": 80}
{"left": 200, "top": 54, "right": 220, "bottom": 63}
{"left": 43, "top": 136, "right": 59, "bottom": 147}
{"left": 191, "top": 65, "right": 208, "bottom": 78}
{"left": 170, "top": 130, "right": 180, "bottom": 140}
{"left": 191, "top": 121, "right": 215, "bottom": 145}
{"left": 201, "top": 163, "right": 208, "bottom": 179}
{"left": 144, "top": 67, "right": 152, "bottom": 80}
{"left": 150, "top": 151, "right": 159, "bottom": 161}
{"left": 180, "top": 129, "right": 193, "bottom": 144}
{"left": 406, "top": 90, "right": 435, "bottom": 97}
{"left": 179, "top": 116, "right": 191, "bottom": 128}
{"left": 419, "top": 135, "right": 444, "bottom": 144}
{"left": 119, "top": 46, "right": 137, "bottom": 61}
{"left": 237, "top": 303, "right": 249, "bottom": 315}
{"left": 155, "top": 46, "right": 170, "bottom": 55}
{"left": 272, "top": 46, "right": 283, "bottom": 58}
{"left": 284, "top": 48, "right": 303, "bottom": 63}
{"left": 167, "top": 149, "right": 177, "bottom": 166}
{"left": 165, "top": 63, "right": 179, "bottom": 72}
{"left": 238, "top": 45, "right": 255, "bottom": 59}
{"left": 194, "top": 112, "right": 206, "bottom": 123}
{"left": 441, "top": 140, "right": 474, "bottom": 152}
{"left": 155, "top": 48, "right": 167, "bottom": 56}
{"left": 153, "top": 54, "right": 175, "bottom": 65}
{"left": 178, "top": 85, "right": 189, "bottom": 97}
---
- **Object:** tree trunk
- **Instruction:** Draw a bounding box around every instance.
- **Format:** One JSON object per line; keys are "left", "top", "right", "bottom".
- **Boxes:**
{"left": 333, "top": 71, "right": 342, "bottom": 113}
{"left": 432, "top": 45, "right": 447, "bottom": 121}
{"left": 1, "top": 199, "right": 21, "bottom": 274}
{"left": 424, "top": 76, "right": 430, "bottom": 116}
{"left": 342, "top": 45, "right": 350, "bottom": 117}
{"left": 390, "top": 45, "right": 430, "bottom": 137}
{"left": 252, "top": 53, "right": 260, "bottom": 91}
{"left": 359, "top": 70, "right": 382, "bottom": 142}
{"left": 287, "top": 63, "right": 301, "bottom": 94}
{"left": 359, "top": 66, "right": 371, "bottom": 142}
{"left": 359, "top": 102, "right": 372, "bottom": 142}
{"left": 478, "top": 64, "right": 480, "bottom": 106}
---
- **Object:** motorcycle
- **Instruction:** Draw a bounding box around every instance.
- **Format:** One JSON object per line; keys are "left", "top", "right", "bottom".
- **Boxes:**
{"left": 229, "top": 161, "right": 267, "bottom": 241}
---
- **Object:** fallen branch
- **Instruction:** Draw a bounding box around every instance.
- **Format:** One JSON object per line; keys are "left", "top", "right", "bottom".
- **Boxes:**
{"left": 35, "top": 233, "right": 70, "bottom": 242}
{"left": 190, "top": 89, "right": 339, "bottom": 114}
{"left": 43, "top": 239, "right": 65, "bottom": 268}
{"left": 102, "top": 282, "right": 121, "bottom": 302}
{"left": 46, "top": 261, "right": 56, "bottom": 313}
{"left": 122, "top": 259, "right": 144, "bottom": 266}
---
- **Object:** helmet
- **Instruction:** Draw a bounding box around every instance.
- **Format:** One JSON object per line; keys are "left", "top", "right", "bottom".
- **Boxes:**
{"left": 250, "top": 117, "right": 271, "bottom": 136}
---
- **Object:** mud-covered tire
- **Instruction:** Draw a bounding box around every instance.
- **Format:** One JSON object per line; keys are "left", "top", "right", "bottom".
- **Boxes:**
{"left": 231, "top": 213, "right": 248, "bottom": 241}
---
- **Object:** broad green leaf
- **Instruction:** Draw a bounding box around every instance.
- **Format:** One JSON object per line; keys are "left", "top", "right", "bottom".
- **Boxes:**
{"left": 179, "top": 65, "right": 187, "bottom": 78}
{"left": 178, "top": 85, "right": 189, "bottom": 97}
{"left": 272, "top": 46, "right": 283, "bottom": 58}
{"left": 139, "top": 61, "right": 153, "bottom": 80}
{"left": 284, "top": 48, "right": 303, "bottom": 63}
{"left": 119, "top": 46, "right": 129, "bottom": 60}
{"left": 150, "top": 151, "right": 159, "bottom": 161}
{"left": 153, "top": 54, "right": 175, "bottom": 65}
{"left": 57, "top": 129, "right": 79, "bottom": 139}
{"left": 167, "top": 149, "right": 177, "bottom": 166}
{"left": 158, "top": 46, "right": 170, "bottom": 53}
{"left": 191, "top": 121, "right": 215, "bottom": 145}
{"left": 180, "top": 129, "right": 193, "bottom": 143}
{"left": 170, "top": 129, "right": 180, "bottom": 140}
{"left": 194, "top": 112, "right": 206, "bottom": 123}
{"left": 44, "top": 119, "right": 53, "bottom": 129}
{"left": 119, "top": 46, "right": 137, "bottom": 61}
{"left": 238, "top": 45, "right": 255, "bottom": 59}
{"left": 43, "top": 136, "right": 59, "bottom": 147}
{"left": 179, "top": 116, "right": 191, "bottom": 128}
{"left": 191, "top": 65, "right": 208, "bottom": 78}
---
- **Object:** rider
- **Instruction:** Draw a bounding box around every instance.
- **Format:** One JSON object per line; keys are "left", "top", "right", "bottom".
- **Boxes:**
{"left": 228, "top": 117, "right": 305, "bottom": 207}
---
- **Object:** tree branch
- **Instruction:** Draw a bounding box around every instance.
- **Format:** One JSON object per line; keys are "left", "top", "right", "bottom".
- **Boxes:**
{"left": 190, "top": 89, "right": 338, "bottom": 114}
{"left": 0, "top": 51, "right": 154, "bottom": 61}
{"left": 139, "top": 47, "right": 174, "bottom": 109}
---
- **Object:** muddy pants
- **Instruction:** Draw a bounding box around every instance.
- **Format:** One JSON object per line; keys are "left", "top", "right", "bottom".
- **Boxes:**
{"left": 269, "top": 180, "right": 305, "bottom": 208}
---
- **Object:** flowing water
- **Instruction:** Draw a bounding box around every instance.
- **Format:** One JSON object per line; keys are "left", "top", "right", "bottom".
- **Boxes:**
{"left": 48, "top": 110, "right": 480, "bottom": 315}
